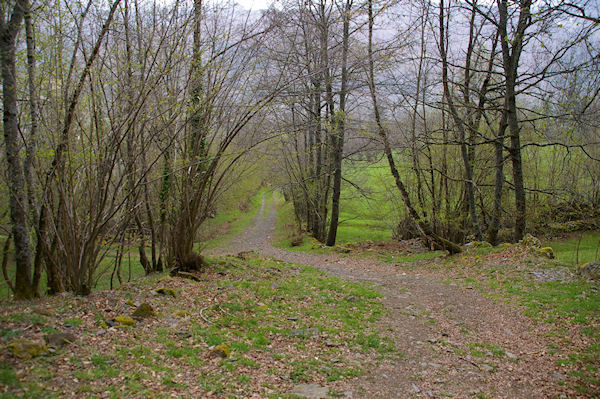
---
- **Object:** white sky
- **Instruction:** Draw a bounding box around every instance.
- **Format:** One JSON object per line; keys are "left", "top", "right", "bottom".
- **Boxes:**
{"left": 235, "top": 0, "right": 276, "bottom": 10}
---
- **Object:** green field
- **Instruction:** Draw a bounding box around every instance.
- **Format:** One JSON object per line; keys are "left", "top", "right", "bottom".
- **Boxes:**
{"left": 548, "top": 232, "right": 600, "bottom": 266}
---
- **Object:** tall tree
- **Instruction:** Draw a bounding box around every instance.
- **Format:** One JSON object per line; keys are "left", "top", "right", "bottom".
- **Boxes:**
{"left": 0, "top": 0, "right": 36, "bottom": 299}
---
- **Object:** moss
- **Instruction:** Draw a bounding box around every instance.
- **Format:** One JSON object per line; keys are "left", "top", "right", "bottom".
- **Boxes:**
{"left": 209, "top": 344, "right": 230, "bottom": 358}
{"left": 132, "top": 303, "right": 155, "bottom": 318}
{"left": 7, "top": 339, "right": 49, "bottom": 359}
{"left": 154, "top": 288, "right": 177, "bottom": 298}
{"left": 114, "top": 316, "right": 136, "bottom": 327}
{"left": 174, "top": 311, "right": 190, "bottom": 318}
{"left": 520, "top": 234, "right": 541, "bottom": 248}
{"left": 537, "top": 247, "right": 555, "bottom": 259}
{"left": 125, "top": 300, "right": 136, "bottom": 307}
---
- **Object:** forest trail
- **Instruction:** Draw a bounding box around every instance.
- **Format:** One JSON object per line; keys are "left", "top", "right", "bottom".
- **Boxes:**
{"left": 209, "top": 194, "right": 572, "bottom": 398}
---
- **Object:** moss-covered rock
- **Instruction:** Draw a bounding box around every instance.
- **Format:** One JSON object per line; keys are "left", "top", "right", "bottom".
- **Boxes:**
{"left": 174, "top": 311, "right": 190, "bottom": 318}
{"left": 579, "top": 262, "right": 600, "bottom": 280}
{"left": 520, "top": 234, "right": 541, "bottom": 248}
{"left": 209, "top": 344, "right": 230, "bottom": 358}
{"left": 154, "top": 287, "right": 177, "bottom": 298}
{"left": 125, "top": 299, "right": 136, "bottom": 307}
{"left": 537, "top": 247, "right": 555, "bottom": 259}
{"left": 8, "top": 339, "right": 49, "bottom": 359}
{"left": 466, "top": 241, "right": 493, "bottom": 248}
{"left": 44, "top": 332, "right": 77, "bottom": 348}
{"left": 114, "top": 315, "right": 136, "bottom": 327}
{"left": 132, "top": 303, "right": 155, "bottom": 318}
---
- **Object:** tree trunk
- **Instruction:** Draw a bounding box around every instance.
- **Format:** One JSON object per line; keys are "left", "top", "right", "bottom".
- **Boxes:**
{"left": 0, "top": 0, "right": 37, "bottom": 299}
{"left": 367, "top": 0, "right": 460, "bottom": 254}
{"left": 326, "top": 0, "right": 351, "bottom": 246}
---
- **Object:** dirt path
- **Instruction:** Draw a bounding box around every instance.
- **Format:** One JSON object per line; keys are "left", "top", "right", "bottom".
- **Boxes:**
{"left": 209, "top": 195, "right": 572, "bottom": 398}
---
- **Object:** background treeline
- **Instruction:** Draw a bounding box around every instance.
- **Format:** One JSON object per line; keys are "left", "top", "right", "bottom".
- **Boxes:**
{"left": 0, "top": 0, "right": 598, "bottom": 299}
{"left": 269, "top": 0, "right": 600, "bottom": 252}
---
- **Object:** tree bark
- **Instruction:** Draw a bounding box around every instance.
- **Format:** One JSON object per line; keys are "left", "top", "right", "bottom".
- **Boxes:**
{"left": 326, "top": 0, "right": 352, "bottom": 246}
{"left": 0, "top": 0, "right": 37, "bottom": 299}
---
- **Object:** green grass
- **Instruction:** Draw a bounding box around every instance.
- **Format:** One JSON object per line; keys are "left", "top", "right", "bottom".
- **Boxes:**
{"left": 548, "top": 231, "right": 600, "bottom": 266}
{"left": 197, "top": 188, "right": 266, "bottom": 250}
{"left": 444, "top": 248, "right": 600, "bottom": 395}
{"left": 0, "top": 253, "right": 396, "bottom": 398}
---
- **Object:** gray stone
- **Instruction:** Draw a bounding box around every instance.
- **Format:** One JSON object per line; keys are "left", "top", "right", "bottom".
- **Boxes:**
{"left": 290, "top": 383, "right": 329, "bottom": 399}
{"left": 412, "top": 383, "right": 421, "bottom": 393}
{"left": 270, "top": 282, "right": 280, "bottom": 290}
{"left": 289, "top": 327, "right": 319, "bottom": 338}
{"left": 552, "top": 372, "right": 566, "bottom": 380}
{"left": 481, "top": 364, "right": 494, "bottom": 372}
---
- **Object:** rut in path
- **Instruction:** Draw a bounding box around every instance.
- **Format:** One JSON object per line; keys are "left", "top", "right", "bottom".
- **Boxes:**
{"left": 209, "top": 194, "right": 572, "bottom": 398}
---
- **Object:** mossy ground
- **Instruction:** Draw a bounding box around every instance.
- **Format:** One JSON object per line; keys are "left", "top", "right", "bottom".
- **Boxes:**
{"left": 0, "top": 253, "right": 399, "bottom": 398}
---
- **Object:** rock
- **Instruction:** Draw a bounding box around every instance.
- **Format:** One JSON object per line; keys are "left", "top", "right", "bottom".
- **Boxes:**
{"left": 132, "top": 303, "right": 155, "bottom": 318}
{"left": 209, "top": 344, "right": 230, "bottom": 358}
{"left": 481, "top": 364, "right": 494, "bottom": 372}
{"left": 125, "top": 299, "right": 136, "bottom": 307}
{"left": 44, "top": 332, "right": 77, "bottom": 348}
{"left": 345, "top": 295, "right": 357, "bottom": 302}
{"left": 114, "top": 315, "right": 136, "bottom": 327}
{"left": 257, "top": 302, "right": 268, "bottom": 310}
{"left": 236, "top": 251, "right": 255, "bottom": 260}
{"left": 506, "top": 352, "right": 517, "bottom": 360}
{"left": 287, "top": 316, "right": 299, "bottom": 321}
{"left": 520, "top": 234, "right": 541, "bottom": 248}
{"left": 335, "top": 246, "right": 352, "bottom": 254}
{"left": 33, "top": 308, "right": 54, "bottom": 317}
{"left": 269, "top": 282, "right": 280, "bottom": 290}
{"left": 326, "top": 340, "right": 340, "bottom": 347}
{"left": 154, "top": 287, "right": 177, "bottom": 298}
{"left": 175, "top": 311, "right": 190, "bottom": 318}
{"left": 579, "top": 262, "right": 600, "bottom": 280}
{"left": 288, "top": 327, "right": 319, "bottom": 338}
{"left": 8, "top": 339, "right": 49, "bottom": 359}
{"left": 537, "top": 247, "right": 555, "bottom": 259}
{"left": 465, "top": 241, "right": 492, "bottom": 248}
{"left": 290, "top": 383, "right": 329, "bottom": 399}
{"left": 176, "top": 331, "right": 192, "bottom": 339}
{"left": 552, "top": 372, "right": 566, "bottom": 380}
{"left": 412, "top": 384, "right": 421, "bottom": 393}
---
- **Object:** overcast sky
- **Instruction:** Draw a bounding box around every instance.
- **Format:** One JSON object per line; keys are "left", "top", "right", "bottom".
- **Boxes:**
{"left": 235, "top": 0, "right": 276, "bottom": 10}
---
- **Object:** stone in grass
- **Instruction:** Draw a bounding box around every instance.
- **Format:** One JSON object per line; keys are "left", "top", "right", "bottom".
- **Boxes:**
{"left": 8, "top": 339, "right": 49, "bottom": 359}
{"left": 154, "top": 287, "right": 177, "bottom": 298}
{"left": 536, "top": 247, "right": 555, "bottom": 259}
{"left": 132, "top": 303, "right": 155, "bottom": 318}
{"left": 114, "top": 315, "right": 136, "bottom": 327}
{"left": 174, "top": 311, "right": 190, "bottom": 318}
{"left": 579, "top": 262, "right": 600, "bottom": 281}
{"left": 289, "top": 327, "right": 319, "bottom": 338}
{"left": 208, "top": 344, "right": 230, "bottom": 358}
{"left": 290, "top": 383, "right": 329, "bottom": 399}
{"left": 44, "top": 332, "right": 77, "bottom": 348}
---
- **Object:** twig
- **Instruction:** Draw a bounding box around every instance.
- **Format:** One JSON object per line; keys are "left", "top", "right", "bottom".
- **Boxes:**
{"left": 200, "top": 307, "right": 214, "bottom": 325}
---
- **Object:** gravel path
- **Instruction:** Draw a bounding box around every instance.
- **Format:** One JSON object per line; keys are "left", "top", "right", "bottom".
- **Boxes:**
{"left": 209, "top": 194, "right": 572, "bottom": 398}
